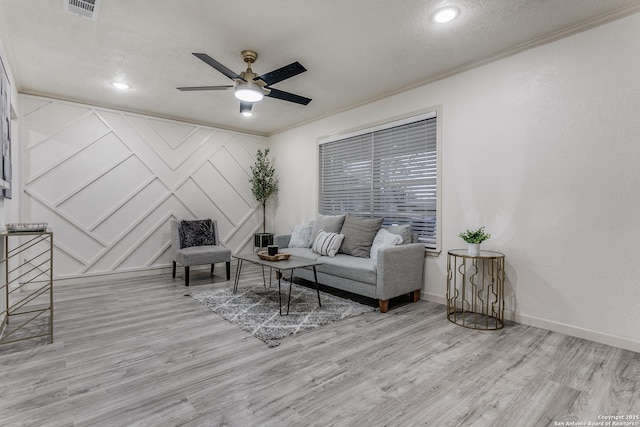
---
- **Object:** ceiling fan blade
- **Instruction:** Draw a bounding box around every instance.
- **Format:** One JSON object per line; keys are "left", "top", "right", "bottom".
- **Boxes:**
{"left": 240, "top": 101, "right": 253, "bottom": 114}
{"left": 257, "top": 61, "right": 307, "bottom": 86}
{"left": 266, "top": 88, "right": 312, "bottom": 105}
{"left": 192, "top": 53, "right": 245, "bottom": 81}
{"left": 177, "top": 85, "right": 233, "bottom": 91}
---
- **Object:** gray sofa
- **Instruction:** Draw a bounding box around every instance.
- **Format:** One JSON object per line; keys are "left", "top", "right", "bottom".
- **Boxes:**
{"left": 275, "top": 224, "right": 425, "bottom": 313}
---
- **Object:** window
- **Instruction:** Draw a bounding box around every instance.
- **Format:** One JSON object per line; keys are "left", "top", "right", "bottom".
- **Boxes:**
{"left": 318, "top": 112, "right": 439, "bottom": 250}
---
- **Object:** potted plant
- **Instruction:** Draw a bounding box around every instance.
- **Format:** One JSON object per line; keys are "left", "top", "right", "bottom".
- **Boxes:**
{"left": 458, "top": 226, "right": 491, "bottom": 256}
{"left": 249, "top": 148, "right": 278, "bottom": 247}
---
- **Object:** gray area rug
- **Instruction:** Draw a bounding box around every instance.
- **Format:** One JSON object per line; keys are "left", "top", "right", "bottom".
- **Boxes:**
{"left": 189, "top": 283, "right": 375, "bottom": 347}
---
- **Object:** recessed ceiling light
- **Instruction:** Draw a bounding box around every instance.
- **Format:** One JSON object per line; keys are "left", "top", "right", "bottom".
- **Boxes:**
{"left": 433, "top": 6, "right": 459, "bottom": 23}
{"left": 241, "top": 111, "right": 253, "bottom": 117}
{"left": 111, "top": 82, "right": 130, "bottom": 90}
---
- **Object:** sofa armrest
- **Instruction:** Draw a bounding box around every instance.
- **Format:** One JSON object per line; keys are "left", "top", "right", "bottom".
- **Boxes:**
{"left": 274, "top": 234, "right": 291, "bottom": 248}
{"left": 376, "top": 243, "right": 425, "bottom": 300}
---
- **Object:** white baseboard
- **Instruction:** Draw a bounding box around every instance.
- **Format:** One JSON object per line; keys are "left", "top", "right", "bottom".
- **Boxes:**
{"left": 54, "top": 265, "right": 172, "bottom": 285}
{"left": 54, "top": 263, "right": 232, "bottom": 286}
{"left": 422, "top": 292, "right": 640, "bottom": 354}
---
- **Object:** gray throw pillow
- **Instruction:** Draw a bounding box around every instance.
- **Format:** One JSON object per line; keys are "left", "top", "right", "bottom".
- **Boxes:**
{"left": 180, "top": 219, "right": 215, "bottom": 248}
{"left": 338, "top": 214, "right": 384, "bottom": 258}
{"left": 310, "top": 214, "right": 346, "bottom": 246}
{"left": 289, "top": 224, "right": 313, "bottom": 248}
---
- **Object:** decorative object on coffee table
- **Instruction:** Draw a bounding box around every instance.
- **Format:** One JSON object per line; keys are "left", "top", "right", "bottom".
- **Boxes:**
{"left": 256, "top": 251, "right": 290, "bottom": 262}
{"left": 189, "top": 283, "right": 375, "bottom": 347}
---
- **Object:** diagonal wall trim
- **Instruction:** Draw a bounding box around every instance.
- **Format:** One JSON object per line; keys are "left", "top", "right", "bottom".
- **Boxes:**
{"left": 221, "top": 206, "right": 260, "bottom": 246}
{"left": 148, "top": 119, "right": 203, "bottom": 155}
{"left": 88, "top": 176, "right": 161, "bottom": 232}
{"left": 160, "top": 132, "right": 237, "bottom": 192}
{"left": 80, "top": 192, "right": 175, "bottom": 271}
{"left": 53, "top": 153, "right": 135, "bottom": 208}
{"left": 26, "top": 191, "right": 110, "bottom": 248}
{"left": 189, "top": 175, "right": 239, "bottom": 230}
{"left": 25, "top": 128, "right": 114, "bottom": 185}
{"left": 111, "top": 211, "right": 176, "bottom": 271}
{"left": 146, "top": 240, "right": 171, "bottom": 268}
{"left": 123, "top": 113, "right": 219, "bottom": 173}
{"left": 208, "top": 145, "right": 255, "bottom": 207}
{"left": 21, "top": 95, "right": 267, "bottom": 278}
{"left": 24, "top": 109, "right": 96, "bottom": 150}
{"left": 234, "top": 223, "right": 263, "bottom": 256}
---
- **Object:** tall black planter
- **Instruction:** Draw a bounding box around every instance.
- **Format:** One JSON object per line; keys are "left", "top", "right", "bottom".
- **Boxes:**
{"left": 254, "top": 233, "right": 274, "bottom": 248}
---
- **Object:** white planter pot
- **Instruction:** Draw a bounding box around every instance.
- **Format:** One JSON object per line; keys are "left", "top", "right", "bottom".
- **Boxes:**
{"left": 467, "top": 243, "right": 480, "bottom": 256}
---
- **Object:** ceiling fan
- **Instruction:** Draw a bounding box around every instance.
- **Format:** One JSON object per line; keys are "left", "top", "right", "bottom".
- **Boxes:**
{"left": 177, "top": 50, "right": 312, "bottom": 116}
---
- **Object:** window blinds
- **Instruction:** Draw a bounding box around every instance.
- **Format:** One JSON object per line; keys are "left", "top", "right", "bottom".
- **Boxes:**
{"left": 319, "top": 116, "right": 437, "bottom": 249}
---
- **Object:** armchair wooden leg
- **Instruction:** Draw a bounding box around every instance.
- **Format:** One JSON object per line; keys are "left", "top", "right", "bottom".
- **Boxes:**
{"left": 185, "top": 266, "right": 190, "bottom": 286}
{"left": 172, "top": 261, "right": 176, "bottom": 278}
{"left": 379, "top": 299, "right": 389, "bottom": 313}
{"left": 211, "top": 264, "right": 214, "bottom": 275}
{"left": 226, "top": 262, "right": 231, "bottom": 280}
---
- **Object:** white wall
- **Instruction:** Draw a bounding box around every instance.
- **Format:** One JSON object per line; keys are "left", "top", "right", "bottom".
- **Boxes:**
{"left": 20, "top": 95, "right": 266, "bottom": 279}
{"left": 269, "top": 13, "right": 640, "bottom": 352}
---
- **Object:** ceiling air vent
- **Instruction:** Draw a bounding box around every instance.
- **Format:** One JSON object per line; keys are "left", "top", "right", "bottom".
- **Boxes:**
{"left": 63, "top": 0, "right": 101, "bottom": 21}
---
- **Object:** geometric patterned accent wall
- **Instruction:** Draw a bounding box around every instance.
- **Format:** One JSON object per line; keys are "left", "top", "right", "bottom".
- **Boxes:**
{"left": 20, "top": 95, "right": 266, "bottom": 279}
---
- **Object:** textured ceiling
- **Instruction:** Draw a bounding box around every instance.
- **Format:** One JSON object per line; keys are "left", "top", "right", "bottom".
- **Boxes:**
{"left": 1, "top": 0, "right": 639, "bottom": 135}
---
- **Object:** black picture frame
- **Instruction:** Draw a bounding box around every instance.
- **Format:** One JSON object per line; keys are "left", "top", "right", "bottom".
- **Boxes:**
{"left": 0, "top": 54, "right": 11, "bottom": 199}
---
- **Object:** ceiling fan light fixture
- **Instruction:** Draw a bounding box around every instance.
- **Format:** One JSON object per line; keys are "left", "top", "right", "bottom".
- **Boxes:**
{"left": 240, "top": 103, "right": 253, "bottom": 117}
{"left": 234, "top": 81, "right": 264, "bottom": 102}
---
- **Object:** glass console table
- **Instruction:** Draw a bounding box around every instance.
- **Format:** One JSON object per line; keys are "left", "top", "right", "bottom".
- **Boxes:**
{"left": 446, "top": 249, "right": 505, "bottom": 330}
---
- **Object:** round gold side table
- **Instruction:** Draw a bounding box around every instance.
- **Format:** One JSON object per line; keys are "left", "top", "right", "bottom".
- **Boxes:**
{"left": 446, "top": 249, "right": 505, "bottom": 330}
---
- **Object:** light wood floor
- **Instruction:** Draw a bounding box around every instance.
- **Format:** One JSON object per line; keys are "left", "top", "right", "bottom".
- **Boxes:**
{"left": 0, "top": 262, "right": 638, "bottom": 427}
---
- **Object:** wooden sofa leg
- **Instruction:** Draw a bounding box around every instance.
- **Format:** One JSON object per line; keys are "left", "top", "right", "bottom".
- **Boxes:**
{"left": 379, "top": 299, "right": 389, "bottom": 313}
{"left": 411, "top": 290, "right": 421, "bottom": 303}
{"left": 226, "top": 262, "right": 231, "bottom": 280}
{"left": 172, "top": 261, "right": 176, "bottom": 278}
{"left": 185, "top": 266, "right": 190, "bottom": 286}
{"left": 211, "top": 264, "right": 214, "bottom": 275}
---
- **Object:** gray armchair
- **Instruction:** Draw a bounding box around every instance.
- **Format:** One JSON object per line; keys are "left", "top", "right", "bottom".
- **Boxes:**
{"left": 170, "top": 219, "right": 231, "bottom": 286}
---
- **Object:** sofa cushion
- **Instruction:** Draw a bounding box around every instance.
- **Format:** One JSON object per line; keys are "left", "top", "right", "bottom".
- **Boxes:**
{"left": 179, "top": 219, "right": 215, "bottom": 248}
{"left": 280, "top": 247, "right": 320, "bottom": 260}
{"left": 311, "top": 230, "right": 344, "bottom": 257}
{"left": 289, "top": 224, "right": 313, "bottom": 248}
{"left": 310, "top": 214, "right": 346, "bottom": 244}
{"left": 317, "top": 254, "right": 377, "bottom": 285}
{"left": 338, "top": 214, "right": 384, "bottom": 258}
{"left": 383, "top": 224, "right": 412, "bottom": 244}
{"left": 370, "top": 228, "right": 403, "bottom": 260}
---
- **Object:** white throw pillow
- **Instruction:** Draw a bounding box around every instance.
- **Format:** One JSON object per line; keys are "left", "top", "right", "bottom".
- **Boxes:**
{"left": 311, "top": 230, "right": 344, "bottom": 257}
{"left": 370, "top": 228, "right": 403, "bottom": 260}
{"left": 289, "top": 224, "right": 313, "bottom": 248}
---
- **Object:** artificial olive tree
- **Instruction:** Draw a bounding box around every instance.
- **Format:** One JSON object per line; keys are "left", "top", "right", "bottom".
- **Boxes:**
{"left": 249, "top": 148, "right": 278, "bottom": 233}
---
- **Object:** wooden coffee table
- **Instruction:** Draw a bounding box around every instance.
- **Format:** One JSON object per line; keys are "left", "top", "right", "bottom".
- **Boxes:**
{"left": 232, "top": 253, "right": 323, "bottom": 315}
